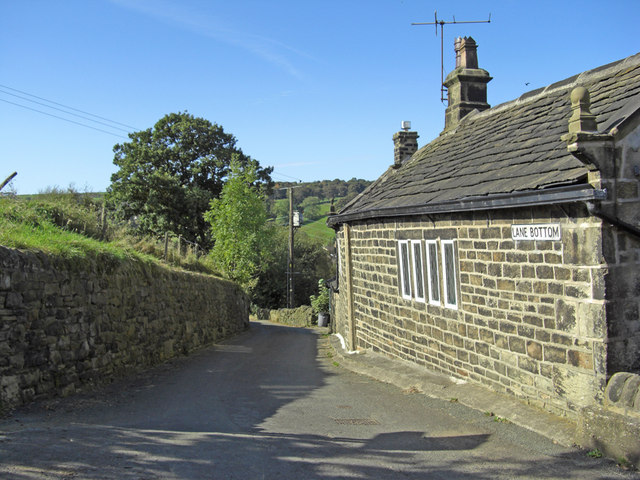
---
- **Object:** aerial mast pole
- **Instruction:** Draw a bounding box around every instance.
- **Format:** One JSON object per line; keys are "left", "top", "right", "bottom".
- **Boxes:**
{"left": 412, "top": 11, "right": 491, "bottom": 103}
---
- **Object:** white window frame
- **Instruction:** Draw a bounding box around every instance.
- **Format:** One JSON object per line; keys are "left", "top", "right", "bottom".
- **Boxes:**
{"left": 411, "top": 240, "right": 426, "bottom": 303}
{"left": 441, "top": 239, "right": 458, "bottom": 310}
{"left": 425, "top": 240, "right": 441, "bottom": 306}
{"left": 398, "top": 240, "right": 412, "bottom": 300}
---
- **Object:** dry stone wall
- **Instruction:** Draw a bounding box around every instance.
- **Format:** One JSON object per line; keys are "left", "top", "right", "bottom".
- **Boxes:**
{"left": 0, "top": 246, "right": 249, "bottom": 408}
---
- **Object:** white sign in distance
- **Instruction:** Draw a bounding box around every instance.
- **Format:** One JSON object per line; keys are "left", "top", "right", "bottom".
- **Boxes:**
{"left": 293, "top": 211, "right": 302, "bottom": 227}
{"left": 511, "top": 224, "right": 561, "bottom": 241}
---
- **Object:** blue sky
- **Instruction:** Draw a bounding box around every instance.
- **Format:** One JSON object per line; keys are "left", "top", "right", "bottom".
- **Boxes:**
{"left": 1, "top": 0, "right": 639, "bottom": 194}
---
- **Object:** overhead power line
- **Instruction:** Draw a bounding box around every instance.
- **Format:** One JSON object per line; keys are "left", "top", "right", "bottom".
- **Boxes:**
{"left": 0, "top": 98, "right": 128, "bottom": 139}
{"left": 272, "top": 170, "right": 303, "bottom": 182}
{"left": 0, "top": 83, "right": 139, "bottom": 131}
{"left": 0, "top": 88, "right": 132, "bottom": 133}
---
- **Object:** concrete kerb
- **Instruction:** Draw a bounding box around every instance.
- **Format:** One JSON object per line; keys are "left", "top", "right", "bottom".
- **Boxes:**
{"left": 329, "top": 334, "right": 576, "bottom": 447}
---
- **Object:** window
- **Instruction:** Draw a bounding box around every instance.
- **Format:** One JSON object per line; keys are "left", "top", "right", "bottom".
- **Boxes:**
{"left": 398, "top": 240, "right": 412, "bottom": 299}
{"left": 425, "top": 240, "right": 441, "bottom": 305}
{"left": 411, "top": 240, "right": 425, "bottom": 302}
{"left": 441, "top": 240, "right": 458, "bottom": 309}
{"left": 398, "top": 237, "right": 458, "bottom": 310}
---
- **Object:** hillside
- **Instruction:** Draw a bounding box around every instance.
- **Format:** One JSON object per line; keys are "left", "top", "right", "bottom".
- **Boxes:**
{"left": 268, "top": 178, "right": 371, "bottom": 245}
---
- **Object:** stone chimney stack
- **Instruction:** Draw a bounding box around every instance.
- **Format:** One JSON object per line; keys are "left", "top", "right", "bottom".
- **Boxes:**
{"left": 443, "top": 37, "right": 492, "bottom": 132}
{"left": 393, "top": 121, "right": 419, "bottom": 168}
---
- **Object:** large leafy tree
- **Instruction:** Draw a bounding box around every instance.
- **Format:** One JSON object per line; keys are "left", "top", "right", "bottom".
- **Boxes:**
{"left": 205, "top": 160, "right": 274, "bottom": 289}
{"left": 107, "top": 112, "right": 272, "bottom": 248}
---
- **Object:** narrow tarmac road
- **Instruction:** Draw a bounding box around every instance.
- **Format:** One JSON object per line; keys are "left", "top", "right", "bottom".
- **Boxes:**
{"left": 0, "top": 321, "right": 637, "bottom": 479}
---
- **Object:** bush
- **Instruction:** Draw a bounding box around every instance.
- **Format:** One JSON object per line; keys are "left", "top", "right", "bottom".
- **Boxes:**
{"left": 251, "top": 228, "right": 332, "bottom": 309}
{"left": 310, "top": 279, "right": 330, "bottom": 314}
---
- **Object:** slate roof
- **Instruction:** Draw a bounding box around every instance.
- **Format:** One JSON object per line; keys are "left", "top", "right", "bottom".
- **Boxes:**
{"left": 328, "top": 52, "right": 640, "bottom": 226}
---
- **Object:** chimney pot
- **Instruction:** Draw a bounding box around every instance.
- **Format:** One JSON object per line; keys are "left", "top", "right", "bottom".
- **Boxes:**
{"left": 454, "top": 37, "right": 463, "bottom": 68}
{"left": 457, "top": 37, "right": 479, "bottom": 69}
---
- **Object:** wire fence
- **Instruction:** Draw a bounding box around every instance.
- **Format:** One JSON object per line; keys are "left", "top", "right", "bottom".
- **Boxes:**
{"left": 162, "top": 232, "right": 204, "bottom": 261}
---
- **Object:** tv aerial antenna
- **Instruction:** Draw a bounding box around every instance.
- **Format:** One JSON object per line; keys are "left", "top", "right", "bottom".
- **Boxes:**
{"left": 412, "top": 11, "right": 491, "bottom": 103}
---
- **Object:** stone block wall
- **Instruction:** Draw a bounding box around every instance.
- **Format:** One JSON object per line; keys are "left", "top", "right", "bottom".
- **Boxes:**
{"left": 0, "top": 246, "right": 249, "bottom": 408}
{"left": 603, "top": 228, "right": 640, "bottom": 374}
{"left": 334, "top": 204, "right": 613, "bottom": 417}
{"left": 575, "top": 372, "right": 640, "bottom": 467}
{"left": 268, "top": 306, "right": 314, "bottom": 327}
{"left": 600, "top": 128, "right": 640, "bottom": 374}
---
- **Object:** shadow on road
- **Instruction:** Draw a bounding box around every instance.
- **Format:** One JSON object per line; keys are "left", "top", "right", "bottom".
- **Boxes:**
{"left": 0, "top": 322, "right": 634, "bottom": 479}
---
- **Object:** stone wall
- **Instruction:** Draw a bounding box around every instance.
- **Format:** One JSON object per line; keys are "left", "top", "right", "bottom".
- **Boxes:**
{"left": 0, "top": 246, "right": 249, "bottom": 408}
{"left": 599, "top": 127, "right": 640, "bottom": 374}
{"left": 267, "top": 306, "right": 315, "bottom": 328}
{"left": 334, "top": 203, "right": 612, "bottom": 418}
{"left": 575, "top": 372, "right": 640, "bottom": 467}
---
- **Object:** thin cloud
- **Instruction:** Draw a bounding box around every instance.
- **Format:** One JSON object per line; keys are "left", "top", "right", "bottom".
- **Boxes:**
{"left": 109, "top": 0, "right": 311, "bottom": 78}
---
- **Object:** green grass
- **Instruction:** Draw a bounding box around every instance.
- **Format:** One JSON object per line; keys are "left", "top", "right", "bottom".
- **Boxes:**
{"left": 300, "top": 216, "right": 335, "bottom": 244}
{"left": 298, "top": 200, "right": 336, "bottom": 244}
{"left": 0, "top": 201, "right": 149, "bottom": 264}
{"left": 0, "top": 196, "right": 219, "bottom": 274}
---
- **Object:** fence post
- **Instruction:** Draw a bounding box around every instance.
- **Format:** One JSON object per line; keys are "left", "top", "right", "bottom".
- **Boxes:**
{"left": 164, "top": 232, "right": 169, "bottom": 260}
{"left": 100, "top": 204, "right": 107, "bottom": 240}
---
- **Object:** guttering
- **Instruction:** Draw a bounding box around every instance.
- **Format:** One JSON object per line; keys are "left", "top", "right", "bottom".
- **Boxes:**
{"left": 327, "top": 184, "right": 606, "bottom": 227}
{"left": 587, "top": 203, "right": 640, "bottom": 238}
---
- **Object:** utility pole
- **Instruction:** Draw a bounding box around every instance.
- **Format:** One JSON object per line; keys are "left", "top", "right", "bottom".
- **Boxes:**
{"left": 280, "top": 185, "right": 303, "bottom": 308}
{"left": 288, "top": 186, "right": 294, "bottom": 308}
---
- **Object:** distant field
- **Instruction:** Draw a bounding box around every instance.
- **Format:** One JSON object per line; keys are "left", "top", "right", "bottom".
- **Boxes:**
{"left": 301, "top": 216, "right": 334, "bottom": 244}
{"left": 299, "top": 200, "right": 334, "bottom": 244}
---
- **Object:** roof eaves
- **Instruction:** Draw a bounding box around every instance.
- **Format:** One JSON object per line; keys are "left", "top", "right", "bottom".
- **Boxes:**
{"left": 327, "top": 184, "right": 606, "bottom": 227}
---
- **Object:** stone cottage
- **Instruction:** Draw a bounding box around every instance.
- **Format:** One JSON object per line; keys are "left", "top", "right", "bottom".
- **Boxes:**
{"left": 327, "top": 38, "right": 640, "bottom": 419}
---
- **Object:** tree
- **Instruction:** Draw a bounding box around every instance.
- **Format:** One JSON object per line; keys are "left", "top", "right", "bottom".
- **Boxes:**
{"left": 299, "top": 196, "right": 323, "bottom": 221}
{"left": 204, "top": 160, "right": 274, "bottom": 288}
{"left": 251, "top": 227, "right": 333, "bottom": 309}
{"left": 107, "top": 112, "right": 272, "bottom": 248}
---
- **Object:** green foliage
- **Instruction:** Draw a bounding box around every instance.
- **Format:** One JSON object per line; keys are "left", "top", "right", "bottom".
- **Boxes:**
{"left": 271, "top": 198, "right": 290, "bottom": 225}
{"left": 617, "top": 456, "right": 632, "bottom": 469}
{"left": 310, "top": 278, "right": 330, "bottom": 314}
{"left": 271, "top": 178, "right": 371, "bottom": 202}
{"left": 205, "top": 160, "right": 274, "bottom": 288}
{"left": 300, "top": 215, "right": 336, "bottom": 245}
{"left": 587, "top": 449, "right": 603, "bottom": 459}
{"left": 251, "top": 227, "right": 332, "bottom": 309}
{"left": 107, "top": 112, "right": 272, "bottom": 248}
{"left": 0, "top": 193, "right": 219, "bottom": 275}
{"left": 265, "top": 179, "right": 369, "bottom": 244}
{"left": 2, "top": 186, "right": 108, "bottom": 238}
{"left": 299, "top": 196, "right": 323, "bottom": 221}
{"left": 0, "top": 196, "right": 141, "bottom": 262}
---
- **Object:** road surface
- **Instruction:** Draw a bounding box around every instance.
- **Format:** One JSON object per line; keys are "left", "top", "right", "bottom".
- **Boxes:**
{"left": 0, "top": 321, "right": 637, "bottom": 479}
